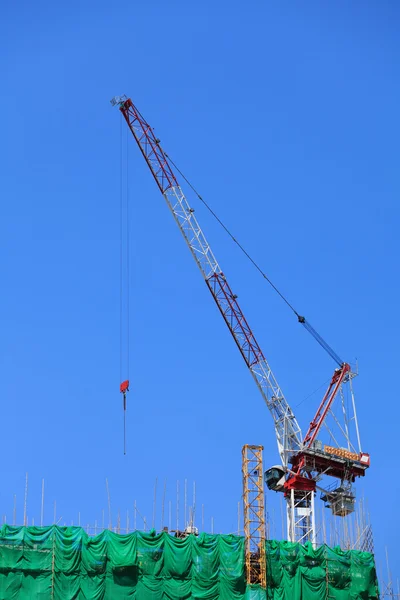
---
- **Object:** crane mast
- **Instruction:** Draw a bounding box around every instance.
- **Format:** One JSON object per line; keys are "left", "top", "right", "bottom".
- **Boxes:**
{"left": 112, "top": 96, "right": 301, "bottom": 466}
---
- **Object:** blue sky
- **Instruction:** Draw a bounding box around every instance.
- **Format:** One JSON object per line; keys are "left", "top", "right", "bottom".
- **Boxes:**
{"left": 1, "top": 0, "right": 399, "bottom": 586}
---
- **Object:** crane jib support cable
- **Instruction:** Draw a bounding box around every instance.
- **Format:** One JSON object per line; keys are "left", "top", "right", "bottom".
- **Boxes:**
{"left": 112, "top": 96, "right": 345, "bottom": 369}
{"left": 112, "top": 95, "right": 303, "bottom": 464}
{"left": 299, "top": 318, "right": 344, "bottom": 367}
{"left": 156, "top": 135, "right": 346, "bottom": 369}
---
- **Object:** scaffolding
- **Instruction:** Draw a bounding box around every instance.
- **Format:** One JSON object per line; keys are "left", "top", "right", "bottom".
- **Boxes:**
{"left": 242, "top": 444, "right": 266, "bottom": 587}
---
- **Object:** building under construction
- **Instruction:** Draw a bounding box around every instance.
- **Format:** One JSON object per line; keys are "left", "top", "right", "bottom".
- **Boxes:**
{"left": 0, "top": 97, "right": 382, "bottom": 599}
{"left": 0, "top": 524, "right": 378, "bottom": 599}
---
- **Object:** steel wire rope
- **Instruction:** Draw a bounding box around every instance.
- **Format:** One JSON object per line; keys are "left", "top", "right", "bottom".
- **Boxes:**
{"left": 126, "top": 124, "right": 130, "bottom": 384}
{"left": 294, "top": 377, "right": 331, "bottom": 409}
{"left": 163, "top": 151, "right": 343, "bottom": 366}
{"left": 164, "top": 153, "right": 299, "bottom": 318}
{"left": 120, "top": 113, "right": 126, "bottom": 454}
{"left": 120, "top": 115, "right": 130, "bottom": 454}
{"left": 119, "top": 113, "right": 123, "bottom": 387}
{"left": 125, "top": 126, "right": 130, "bottom": 456}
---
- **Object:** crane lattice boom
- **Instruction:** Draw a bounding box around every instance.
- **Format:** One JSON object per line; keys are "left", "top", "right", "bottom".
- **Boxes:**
{"left": 115, "top": 96, "right": 302, "bottom": 464}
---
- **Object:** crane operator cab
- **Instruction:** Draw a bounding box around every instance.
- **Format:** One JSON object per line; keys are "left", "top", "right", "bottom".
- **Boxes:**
{"left": 264, "top": 465, "right": 286, "bottom": 492}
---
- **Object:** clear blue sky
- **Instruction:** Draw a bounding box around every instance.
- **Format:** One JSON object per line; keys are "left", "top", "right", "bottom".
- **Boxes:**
{"left": 1, "top": 0, "right": 399, "bottom": 586}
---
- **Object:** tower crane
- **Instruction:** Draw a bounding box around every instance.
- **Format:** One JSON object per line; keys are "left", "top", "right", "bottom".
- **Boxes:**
{"left": 111, "top": 95, "right": 370, "bottom": 545}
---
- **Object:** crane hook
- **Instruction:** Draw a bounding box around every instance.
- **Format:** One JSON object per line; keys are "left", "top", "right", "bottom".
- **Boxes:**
{"left": 120, "top": 380, "right": 129, "bottom": 455}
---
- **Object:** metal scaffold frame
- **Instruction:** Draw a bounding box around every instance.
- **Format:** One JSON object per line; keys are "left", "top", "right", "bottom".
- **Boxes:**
{"left": 242, "top": 445, "right": 266, "bottom": 587}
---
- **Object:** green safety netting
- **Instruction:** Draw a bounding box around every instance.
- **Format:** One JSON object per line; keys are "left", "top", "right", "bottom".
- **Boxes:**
{"left": 265, "top": 539, "right": 378, "bottom": 600}
{"left": 0, "top": 525, "right": 378, "bottom": 599}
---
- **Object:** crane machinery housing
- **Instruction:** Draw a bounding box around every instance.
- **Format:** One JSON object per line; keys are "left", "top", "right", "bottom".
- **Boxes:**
{"left": 111, "top": 95, "right": 370, "bottom": 547}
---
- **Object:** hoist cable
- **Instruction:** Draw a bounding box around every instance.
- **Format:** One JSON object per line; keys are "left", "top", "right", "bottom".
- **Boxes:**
{"left": 126, "top": 125, "right": 130, "bottom": 382}
{"left": 164, "top": 152, "right": 344, "bottom": 367}
{"left": 123, "top": 393, "right": 127, "bottom": 456}
{"left": 125, "top": 127, "right": 130, "bottom": 456}
{"left": 119, "top": 114, "right": 123, "bottom": 385}
{"left": 120, "top": 115, "right": 130, "bottom": 455}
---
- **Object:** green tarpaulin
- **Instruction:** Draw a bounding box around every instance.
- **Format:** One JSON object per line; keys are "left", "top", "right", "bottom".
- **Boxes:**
{"left": 0, "top": 525, "right": 378, "bottom": 599}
